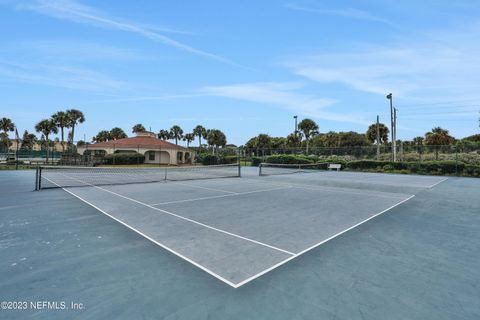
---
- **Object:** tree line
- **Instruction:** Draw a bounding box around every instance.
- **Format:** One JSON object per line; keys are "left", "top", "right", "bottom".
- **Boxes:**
{"left": 243, "top": 118, "right": 480, "bottom": 153}
{"left": 1, "top": 110, "right": 85, "bottom": 162}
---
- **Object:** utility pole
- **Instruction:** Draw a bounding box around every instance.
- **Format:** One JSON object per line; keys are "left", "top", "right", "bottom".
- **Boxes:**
{"left": 386, "top": 93, "right": 396, "bottom": 161}
{"left": 394, "top": 107, "right": 397, "bottom": 161}
{"left": 294, "top": 115, "right": 298, "bottom": 137}
{"left": 376, "top": 115, "right": 380, "bottom": 159}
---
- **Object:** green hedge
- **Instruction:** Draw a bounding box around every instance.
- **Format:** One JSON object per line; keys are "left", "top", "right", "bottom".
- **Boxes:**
{"left": 249, "top": 154, "right": 480, "bottom": 177}
{"left": 104, "top": 153, "right": 144, "bottom": 165}
{"left": 200, "top": 154, "right": 238, "bottom": 165}
{"left": 265, "top": 154, "right": 314, "bottom": 164}
{"left": 345, "top": 160, "right": 474, "bottom": 176}
{"left": 463, "top": 165, "right": 480, "bottom": 177}
{"left": 251, "top": 157, "right": 263, "bottom": 167}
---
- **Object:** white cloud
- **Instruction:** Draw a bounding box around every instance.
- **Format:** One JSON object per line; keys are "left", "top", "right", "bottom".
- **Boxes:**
{"left": 200, "top": 82, "right": 369, "bottom": 124}
{"left": 284, "top": 23, "right": 480, "bottom": 103}
{"left": 8, "top": 0, "right": 234, "bottom": 64}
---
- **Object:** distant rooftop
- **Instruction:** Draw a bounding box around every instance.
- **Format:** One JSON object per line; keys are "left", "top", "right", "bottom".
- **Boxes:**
{"left": 91, "top": 132, "right": 189, "bottom": 150}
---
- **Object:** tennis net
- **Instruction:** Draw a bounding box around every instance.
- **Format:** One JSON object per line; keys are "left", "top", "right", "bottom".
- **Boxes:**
{"left": 36, "top": 163, "right": 241, "bottom": 189}
{"left": 259, "top": 162, "right": 329, "bottom": 176}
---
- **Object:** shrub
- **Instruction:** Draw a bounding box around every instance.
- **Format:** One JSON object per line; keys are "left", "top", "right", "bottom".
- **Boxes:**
{"left": 104, "top": 153, "right": 144, "bottom": 165}
{"left": 265, "top": 154, "right": 314, "bottom": 164}
{"left": 346, "top": 160, "right": 468, "bottom": 176}
{"left": 463, "top": 165, "right": 480, "bottom": 177}
{"left": 224, "top": 155, "right": 238, "bottom": 164}
{"left": 251, "top": 157, "right": 263, "bottom": 167}
{"left": 199, "top": 154, "right": 238, "bottom": 165}
{"left": 383, "top": 164, "right": 395, "bottom": 171}
{"left": 200, "top": 154, "right": 220, "bottom": 165}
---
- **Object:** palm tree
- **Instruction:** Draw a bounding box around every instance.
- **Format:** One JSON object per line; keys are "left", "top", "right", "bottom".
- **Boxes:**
{"left": 51, "top": 111, "right": 70, "bottom": 153}
{"left": 193, "top": 125, "right": 207, "bottom": 148}
{"left": 158, "top": 129, "right": 171, "bottom": 140}
{"left": 66, "top": 109, "right": 85, "bottom": 150}
{"left": 0, "top": 117, "right": 15, "bottom": 150}
{"left": 286, "top": 132, "right": 302, "bottom": 148}
{"left": 298, "top": 118, "right": 319, "bottom": 154}
{"left": 413, "top": 136, "right": 424, "bottom": 146}
{"left": 183, "top": 133, "right": 194, "bottom": 148}
{"left": 132, "top": 123, "right": 146, "bottom": 133}
{"left": 424, "top": 127, "right": 455, "bottom": 160}
{"left": 207, "top": 129, "right": 226, "bottom": 155}
{"left": 170, "top": 125, "right": 184, "bottom": 145}
{"left": 109, "top": 127, "right": 127, "bottom": 140}
{"left": 35, "top": 119, "right": 58, "bottom": 163}
{"left": 93, "top": 130, "right": 111, "bottom": 142}
{"left": 366, "top": 122, "right": 389, "bottom": 144}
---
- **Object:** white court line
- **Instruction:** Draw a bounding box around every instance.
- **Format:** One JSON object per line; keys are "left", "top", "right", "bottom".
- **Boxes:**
{"left": 43, "top": 175, "right": 293, "bottom": 288}
{"left": 44, "top": 178, "right": 238, "bottom": 288}
{"left": 170, "top": 181, "right": 238, "bottom": 194}
{"left": 151, "top": 186, "right": 291, "bottom": 206}
{"left": 43, "top": 173, "right": 416, "bottom": 288}
{"left": 45, "top": 174, "right": 294, "bottom": 256}
{"left": 427, "top": 177, "right": 448, "bottom": 189}
{"left": 233, "top": 194, "right": 416, "bottom": 288}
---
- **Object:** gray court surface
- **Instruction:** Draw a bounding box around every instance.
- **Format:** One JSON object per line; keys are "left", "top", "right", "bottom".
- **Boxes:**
{"left": 1, "top": 168, "right": 480, "bottom": 319}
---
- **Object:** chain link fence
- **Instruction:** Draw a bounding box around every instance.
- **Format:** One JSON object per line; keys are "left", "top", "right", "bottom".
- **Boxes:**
{"left": 1, "top": 142, "right": 479, "bottom": 175}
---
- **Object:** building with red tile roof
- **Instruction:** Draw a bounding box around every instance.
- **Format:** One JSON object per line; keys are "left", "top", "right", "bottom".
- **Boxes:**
{"left": 77, "top": 132, "right": 194, "bottom": 165}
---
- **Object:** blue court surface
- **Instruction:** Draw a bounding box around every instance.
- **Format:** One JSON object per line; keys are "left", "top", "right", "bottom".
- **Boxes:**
{"left": 1, "top": 167, "right": 479, "bottom": 319}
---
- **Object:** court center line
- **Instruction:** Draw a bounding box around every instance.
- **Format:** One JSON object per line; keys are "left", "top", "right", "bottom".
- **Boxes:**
{"left": 427, "top": 177, "right": 448, "bottom": 188}
{"left": 151, "top": 186, "right": 292, "bottom": 206}
{"left": 232, "top": 194, "right": 416, "bottom": 288}
{"left": 48, "top": 174, "right": 295, "bottom": 256}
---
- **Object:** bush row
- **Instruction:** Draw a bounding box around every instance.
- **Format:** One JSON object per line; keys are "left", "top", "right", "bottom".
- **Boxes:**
{"left": 249, "top": 154, "right": 349, "bottom": 167}
{"left": 248, "top": 155, "right": 480, "bottom": 177}
{"left": 104, "top": 153, "right": 145, "bottom": 165}
{"left": 345, "top": 160, "right": 480, "bottom": 177}
{"left": 198, "top": 154, "right": 238, "bottom": 165}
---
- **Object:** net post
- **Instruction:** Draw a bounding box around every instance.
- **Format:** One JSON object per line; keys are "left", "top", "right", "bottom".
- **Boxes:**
{"left": 237, "top": 160, "right": 241, "bottom": 177}
{"left": 35, "top": 165, "right": 39, "bottom": 190}
{"left": 259, "top": 163, "right": 262, "bottom": 176}
{"left": 38, "top": 166, "right": 42, "bottom": 190}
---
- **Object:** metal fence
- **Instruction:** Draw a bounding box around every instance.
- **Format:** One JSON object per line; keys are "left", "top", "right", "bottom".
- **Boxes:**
{"left": 2, "top": 143, "right": 479, "bottom": 170}
{"left": 238, "top": 144, "right": 480, "bottom": 165}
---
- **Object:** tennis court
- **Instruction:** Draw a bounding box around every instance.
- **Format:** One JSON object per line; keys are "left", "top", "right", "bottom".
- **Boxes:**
{"left": 1, "top": 166, "right": 480, "bottom": 319}
{"left": 32, "top": 164, "right": 445, "bottom": 287}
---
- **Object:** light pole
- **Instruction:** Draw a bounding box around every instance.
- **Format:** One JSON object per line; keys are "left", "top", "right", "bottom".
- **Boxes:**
{"left": 294, "top": 115, "right": 298, "bottom": 137}
{"left": 386, "top": 93, "right": 396, "bottom": 161}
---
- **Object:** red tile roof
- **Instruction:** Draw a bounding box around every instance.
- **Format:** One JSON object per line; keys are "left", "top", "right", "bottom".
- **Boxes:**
{"left": 91, "top": 136, "right": 190, "bottom": 151}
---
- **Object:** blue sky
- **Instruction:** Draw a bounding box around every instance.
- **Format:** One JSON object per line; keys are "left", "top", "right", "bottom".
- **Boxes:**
{"left": 1, "top": 0, "right": 479, "bottom": 145}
